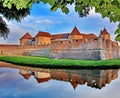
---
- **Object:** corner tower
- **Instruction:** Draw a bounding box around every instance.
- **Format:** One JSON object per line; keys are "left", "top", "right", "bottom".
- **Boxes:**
{"left": 20, "top": 32, "right": 33, "bottom": 45}
{"left": 99, "top": 28, "right": 110, "bottom": 40}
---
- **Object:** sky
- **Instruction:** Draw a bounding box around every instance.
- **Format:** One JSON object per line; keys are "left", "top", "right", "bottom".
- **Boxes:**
{"left": 0, "top": 2, "right": 119, "bottom": 45}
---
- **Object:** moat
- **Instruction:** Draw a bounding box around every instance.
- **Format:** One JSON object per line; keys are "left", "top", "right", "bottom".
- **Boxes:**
{"left": 0, "top": 62, "right": 120, "bottom": 98}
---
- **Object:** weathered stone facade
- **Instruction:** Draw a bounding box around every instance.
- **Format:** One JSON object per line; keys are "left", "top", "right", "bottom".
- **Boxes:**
{"left": 50, "top": 27, "right": 119, "bottom": 60}
{"left": 0, "top": 27, "right": 120, "bottom": 60}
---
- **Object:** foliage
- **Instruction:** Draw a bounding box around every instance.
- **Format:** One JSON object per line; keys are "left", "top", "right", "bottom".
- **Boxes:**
{"left": 0, "top": 1, "right": 30, "bottom": 38}
{"left": 0, "top": 56, "right": 120, "bottom": 69}
{"left": 0, "top": 2, "right": 30, "bottom": 22}
{"left": 1, "top": 0, "right": 120, "bottom": 41}
{"left": 0, "top": 16, "right": 9, "bottom": 39}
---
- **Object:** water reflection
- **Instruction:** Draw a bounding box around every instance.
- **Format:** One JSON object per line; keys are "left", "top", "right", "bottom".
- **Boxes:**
{"left": 0, "top": 61, "right": 119, "bottom": 90}
{"left": 19, "top": 69, "right": 118, "bottom": 89}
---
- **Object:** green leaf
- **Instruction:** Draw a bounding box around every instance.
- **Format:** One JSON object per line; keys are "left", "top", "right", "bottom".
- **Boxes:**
{"left": 61, "top": 6, "right": 69, "bottom": 14}
{"left": 51, "top": 3, "right": 61, "bottom": 11}
{"left": 115, "top": 34, "right": 120, "bottom": 41}
{"left": 48, "top": 0, "right": 54, "bottom": 6}
{"left": 7, "top": 2, "right": 12, "bottom": 9}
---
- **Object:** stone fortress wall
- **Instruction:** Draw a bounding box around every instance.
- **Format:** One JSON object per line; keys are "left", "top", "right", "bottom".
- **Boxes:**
{"left": 50, "top": 27, "right": 119, "bottom": 60}
{"left": 0, "top": 27, "right": 120, "bottom": 60}
{"left": 0, "top": 44, "right": 50, "bottom": 56}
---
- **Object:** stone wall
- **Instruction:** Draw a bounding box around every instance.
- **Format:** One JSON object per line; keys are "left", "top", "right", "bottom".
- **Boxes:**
{"left": 50, "top": 38, "right": 102, "bottom": 60}
{"left": 50, "top": 49, "right": 101, "bottom": 60}
{"left": 100, "top": 38, "right": 119, "bottom": 59}
{"left": 50, "top": 38, "right": 120, "bottom": 60}
{"left": 0, "top": 37, "right": 119, "bottom": 60}
{"left": 0, "top": 44, "right": 50, "bottom": 56}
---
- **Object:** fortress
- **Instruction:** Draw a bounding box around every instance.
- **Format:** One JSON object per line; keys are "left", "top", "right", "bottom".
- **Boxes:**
{"left": 0, "top": 27, "right": 120, "bottom": 60}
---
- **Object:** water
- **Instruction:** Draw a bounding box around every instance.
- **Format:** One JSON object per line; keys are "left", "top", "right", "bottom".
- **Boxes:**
{"left": 0, "top": 62, "right": 120, "bottom": 98}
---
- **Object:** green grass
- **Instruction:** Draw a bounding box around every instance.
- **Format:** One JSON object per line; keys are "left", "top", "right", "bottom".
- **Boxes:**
{"left": 0, "top": 56, "right": 120, "bottom": 69}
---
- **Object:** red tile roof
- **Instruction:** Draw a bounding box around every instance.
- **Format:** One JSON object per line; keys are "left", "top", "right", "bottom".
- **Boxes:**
{"left": 20, "top": 73, "right": 32, "bottom": 80}
{"left": 81, "top": 33, "right": 97, "bottom": 39}
{"left": 35, "top": 31, "right": 51, "bottom": 37}
{"left": 35, "top": 77, "right": 50, "bottom": 83}
{"left": 51, "top": 33, "right": 69, "bottom": 40}
{"left": 71, "top": 81, "right": 78, "bottom": 89}
{"left": 71, "top": 26, "right": 81, "bottom": 35}
{"left": 101, "top": 28, "right": 110, "bottom": 35}
{"left": 20, "top": 32, "right": 33, "bottom": 40}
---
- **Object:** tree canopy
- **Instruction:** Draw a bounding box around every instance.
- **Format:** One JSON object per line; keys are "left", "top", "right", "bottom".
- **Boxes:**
{"left": 0, "top": 1, "right": 30, "bottom": 39}
{"left": 1, "top": 0, "right": 120, "bottom": 41}
{"left": 0, "top": 16, "right": 9, "bottom": 39}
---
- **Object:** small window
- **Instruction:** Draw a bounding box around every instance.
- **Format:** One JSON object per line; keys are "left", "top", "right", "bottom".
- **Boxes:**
{"left": 103, "top": 38, "right": 104, "bottom": 41}
{"left": 76, "top": 40, "right": 78, "bottom": 42}
{"left": 69, "top": 41, "right": 71, "bottom": 43}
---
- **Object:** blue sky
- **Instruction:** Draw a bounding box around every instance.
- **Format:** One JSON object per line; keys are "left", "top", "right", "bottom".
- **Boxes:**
{"left": 0, "top": 2, "right": 119, "bottom": 44}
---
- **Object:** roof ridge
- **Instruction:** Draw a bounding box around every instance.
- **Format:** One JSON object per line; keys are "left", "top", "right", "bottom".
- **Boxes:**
{"left": 71, "top": 27, "right": 81, "bottom": 35}
{"left": 20, "top": 32, "right": 33, "bottom": 40}
{"left": 35, "top": 31, "right": 51, "bottom": 37}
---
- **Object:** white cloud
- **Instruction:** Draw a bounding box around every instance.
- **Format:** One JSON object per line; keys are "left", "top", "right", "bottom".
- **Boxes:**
{"left": 89, "top": 7, "right": 101, "bottom": 18}
{"left": 0, "top": 19, "right": 30, "bottom": 44}
{"left": 35, "top": 19, "right": 53, "bottom": 24}
{"left": 0, "top": 3, "right": 119, "bottom": 45}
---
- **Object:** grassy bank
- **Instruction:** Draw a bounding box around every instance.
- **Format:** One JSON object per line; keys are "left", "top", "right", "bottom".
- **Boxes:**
{"left": 0, "top": 56, "right": 120, "bottom": 69}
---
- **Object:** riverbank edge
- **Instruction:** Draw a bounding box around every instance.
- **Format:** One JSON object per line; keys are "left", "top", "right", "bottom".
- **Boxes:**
{"left": 0, "top": 56, "right": 120, "bottom": 69}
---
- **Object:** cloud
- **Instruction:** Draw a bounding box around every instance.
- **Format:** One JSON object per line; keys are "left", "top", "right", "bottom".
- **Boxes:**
{"left": 35, "top": 19, "right": 53, "bottom": 24}
{"left": 0, "top": 19, "right": 29, "bottom": 44}
{"left": 0, "top": 3, "right": 119, "bottom": 45}
{"left": 88, "top": 7, "right": 101, "bottom": 18}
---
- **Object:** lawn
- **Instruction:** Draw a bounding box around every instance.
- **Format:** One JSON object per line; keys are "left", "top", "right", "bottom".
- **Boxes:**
{"left": 0, "top": 56, "right": 120, "bottom": 69}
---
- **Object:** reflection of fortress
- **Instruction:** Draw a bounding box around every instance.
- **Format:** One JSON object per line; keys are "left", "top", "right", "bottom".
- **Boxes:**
{"left": 19, "top": 68, "right": 119, "bottom": 89}
{"left": 0, "top": 61, "right": 119, "bottom": 89}
{"left": 0, "top": 27, "right": 120, "bottom": 60}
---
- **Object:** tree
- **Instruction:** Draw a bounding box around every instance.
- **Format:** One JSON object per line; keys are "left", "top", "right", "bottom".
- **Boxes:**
{"left": 1, "top": 0, "right": 120, "bottom": 41}
{"left": 0, "top": 1, "right": 30, "bottom": 38}
{"left": 0, "top": 16, "right": 9, "bottom": 39}
{"left": 0, "top": 2, "right": 30, "bottom": 22}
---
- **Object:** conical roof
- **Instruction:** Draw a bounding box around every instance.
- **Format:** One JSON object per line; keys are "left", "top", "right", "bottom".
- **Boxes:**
{"left": 71, "top": 81, "right": 78, "bottom": 90}
{"left": 71, "top": 26, "right": 81, "bottom": 35}
{"left": 20, "top": 73, "right": 32, "bottom": 80}
{"left": 101, "top": 28, "right": 110, "bottom": 35}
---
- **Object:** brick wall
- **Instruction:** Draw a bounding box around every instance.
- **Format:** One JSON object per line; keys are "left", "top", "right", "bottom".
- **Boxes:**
{"left": 0, "top": 44, "right": 50, "bottom": 56}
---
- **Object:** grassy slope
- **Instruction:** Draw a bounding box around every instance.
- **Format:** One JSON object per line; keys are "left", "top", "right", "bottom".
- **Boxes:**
{"left": 0, "top": 56, "right": 120, "bottom": 69}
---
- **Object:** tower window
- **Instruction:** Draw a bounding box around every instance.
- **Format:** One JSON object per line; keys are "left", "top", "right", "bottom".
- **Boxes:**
{"left": 76, "top": 40, "right": 78, "bottom": 42}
